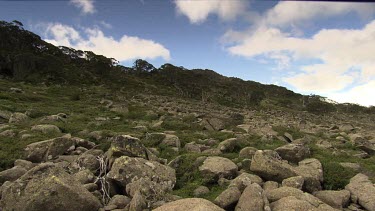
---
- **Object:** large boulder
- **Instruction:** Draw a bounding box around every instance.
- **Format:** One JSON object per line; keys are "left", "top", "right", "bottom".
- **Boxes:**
{"left": 294, "top": 158, "right": 323, "bottom": 193}
{"left": 282, "top": 176, "right": 304, "bottom": 190}
{"left": 25, "top": 136, "right": 75, "bottom": 163}
{"left": 0, "top": 163, "right": 101, "bottom": 211}
{"left": 239, "top": 147, "right": 257, "bottom": 159}
{"left": 235, "top": 183, "right": 267, "bottom": 211}
{"left": 345, "top": 173, "right": 375, "bottom": 211}
{"left": 270, "top": 196, "right": 316, "bottom": 211}
{"left": 199, "top": 156, "right": 238, "bottom": 182}
{"left": 275, "top": 143, "right": 310, "bottom": 163}
{"left": 31, "top": 124, "right": 61, "bottom": 134}
{"left": 250, "top": 150, "right": 297, "bottom": 182}
{"left": 217, "top": 138, "right": 237, "bottom": 153}
{"left": 0, "top": 166, "right": 27, "bottom": 185}
{"left": 107, "top": 135, "right": 160, "bottom": 163}
{"left": 153, "top": 198, "right": 224, "bottom": 211}
{"left": 214, "top": 186, "right": 241, "bottom": 209}
{"left": 202, "top": 117, "right": 226, "bottom": 131}
{"left": 161, "top": 134, "right": 181, "bottom": 149}
{"left": 314, "top": 190, "right": 350, "bottom": 209}
{"left": 107, "top": 156, "right": 176, "bottom": 198}
{"left": 8, "top": 112, "right": 28, "bottom": 124}
{"left": 229, "top": 173, "right": 263, "bottom": 192}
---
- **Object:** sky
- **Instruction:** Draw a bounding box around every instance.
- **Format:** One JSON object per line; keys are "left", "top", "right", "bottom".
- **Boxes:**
{"left": 1, "top": 0, "right": 375, "bottom": 106}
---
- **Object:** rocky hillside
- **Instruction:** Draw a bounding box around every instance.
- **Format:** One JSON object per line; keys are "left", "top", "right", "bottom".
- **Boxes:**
{"left": 0, "top": 20, "right": 375, "bottom": 211}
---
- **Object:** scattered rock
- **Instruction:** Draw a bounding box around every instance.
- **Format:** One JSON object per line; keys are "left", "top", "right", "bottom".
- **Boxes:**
{"left": 214, "top": 186, "right": 241, "bottom": 209}
{"left": 263, "top": 181, "right": 279, "bottom": 192}
{"left": 275, "top": 143, "right": 311, "bottom": 163}
{"left": 107, "top": 195, "right": 131, "bottom": 209}
{"left": 235, "top": 183, "right": 266, "bottom": 211}
{"left": 0, "top": 129, "right": 16, "bottom": 137}
{"left": 314, "top": 190, "right": 350, "bottom": 209}
{"left": 270, "top": 196, "right": 316, "bottom": 211}
{"left": 107, "top": 156, "right": 176, "bottom": 198}
{"left": 294, "top": 158, "right": 323, "bottom": 193}
{"left": 193, "top": 186, "right": 210, "bottom": 197}
{"left": 0, "top": 163, "right": 101, "bottom": 211}
{"left": 25, "top": 136, "right": 75, "bottom": 162}
{"left": 31, "top": 124, "right": 61, "bottom": 134}
{"left": 161, "top": 134, "right": 181, "bottom": 149}
{"left": 153, "top": 198, "right": 224, "bottom": 211}
{"left": 239, "top": 147, "right": 257, "bottom": 159}
{"left": 0, "top": 166, "right": 27, "bottom": 185}
{"left": 218, "top": 138, "right": 237, "bottom": 153}
{"left": 345, "top": 173, "right": 375, "bottom": 211}
{"left": 339, "top": 162, "right": 361, "bottom": 171}
{"left": 199, "top": 156, "right": 238, "bottom": 182}
{"left": 282, "top": 176, "right": 304, "bottom": 190}
{"left": 250, "top": 150, "right": 297, "bottom": 182}
{"left": 8, "top": 112, "right": 28, "bottom": 124}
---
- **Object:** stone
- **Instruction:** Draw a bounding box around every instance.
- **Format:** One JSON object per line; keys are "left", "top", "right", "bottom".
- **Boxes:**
{"left": 14, "top": 159, "right": 35, "bottom": 170}
{"left": 8, "top": 112, "right": 28, "bottom": 124}
{"left": 153, "top": 198, "right": 224, "bottom": 211}
{"left": 129, "top": 191, "right": 146, "bottom": 211}
{"left": 275, "top": 143, "right": 311, "bottom": 163}
{"left": 74, "top": 169, "right": 95, "bottom": 184}
{"left": 161, "top": 134, "right": 181, "bottom": 149}
{"left": 107, "top": 156, "right": 176, "bottom": 199}
{"left": 239, "top": 147, "right": 257, "bottom": 159}
{"left": 214, "top": 186, "right": 241, "bottom": 209}
{"left": 193, "top": 186, "right": 210, "bottom": 197}
{"left": 235, "top": 183, "right": 265, "bottom": 211}
{"left": 31, "top": 124, "right": 61, "bottom": 134}
{"left": 270, "top": 196, "right": 316, "bottom": 211}
{"left": 199, "top": 156, "right": 238, "bottom": 182}
{"left": 250, "top": 150, "right": 297, "bottom": 182}
{"left": 229, "top": 173, "right": 258, "bottom": 192}
{"left": 218, "top": 138, "right": 237, "bottom": 153}
{"left": 0, "top": 129, "right": 16, "bottom": 137}
{"left": 83, "top": 183, "right": 98, "bottom": 192}
{"left": 339, "top": 162, "right": 361, "bottom": 171}
{"left": 263, "top": 181, "right": 279, "bottom": 192}
{"left": 314, "top": 190, "right": 350, "bottom": 209}
{"left": 25, "top": 136, "right": 75, "bottom": 162}
{"left": 345, "top": 173, "right": 375, "bottom": 211}
{"left": 294, "top": 158, "right": 323, "bottom": 193}
{"left": 282, "top": 176, "right": 304, "bottom": 190}
{"left": 0, "top": 163, "right": 101, "bottom": 211}
{"left": 107, "top": 195, "right": 131, "bottom": 209}
{"left": 0, "top": 166, "right": 27, "bottom": 185}
{"left": 201, "top": 117, "right": 226, "bottom": 131}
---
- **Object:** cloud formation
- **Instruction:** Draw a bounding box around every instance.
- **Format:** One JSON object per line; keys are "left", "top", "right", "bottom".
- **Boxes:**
{"left": 221, "top": 1, "right": 375, "bottom": 105}
{"left": 70, "top": 0, "right": 95, "bottom": 15}
{"left": 43, "top": 23, "right": 170, "bottom": 62}
{"left": 174, "top": 0, "right": 247, "bottom": 24}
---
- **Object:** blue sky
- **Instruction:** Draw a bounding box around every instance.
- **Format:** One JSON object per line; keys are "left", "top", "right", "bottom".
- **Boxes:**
{"left": 1, "top": 0, "right": 375, "bottom": 106}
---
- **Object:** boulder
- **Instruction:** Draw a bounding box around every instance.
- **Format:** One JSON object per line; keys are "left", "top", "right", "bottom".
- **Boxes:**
{"left": 14, "top": 159, "right": 36, "bottom": 170}
{"left": 229, "top": 173, "right": 262, "bottom": 192}
{"left": 314, "top": 190, "right": 350, "bottom": 209}
{"left": 161, "top": 134, "right": 181, "bottom": 149}
{"left": 294, "top": 158, "right": 323, "bottom": 193}
{"left": 74, "top": 169, "right": 95, "bottom": 184}
{"left": 107, "top": 156, "right": 176, "bottom": 198}
{"left": 129, "top": 190, "right": 146, "bottom": 211}
{"left": 214, "top": 186, "right": 241, "bottom": 209}
{"left": 25, "top": 136, "right": 75, "bottom": 162}
{"left": 275, "top": 144, "right": 310, "bottom": 163}
{"left": 193, "top": 186, "right": 210, "bottom": 197}
{"left": 263, "top": 181, "right": 279, "bottom": 192}
{"left": 270, "top": 196, "right": 316, "bottom": 211}
{"left": 9, "top": 112, "right": 28, "bottom": 124}
{"left": 235, "top": 183, "right": 266, "bottom": 211}
{"left": 0, "top": 163, "right": 101, "bottom": 211}
{"left": 201, "top": 117, "right": 226, "bottom": 131}
{"left": 0, "top": 129, "right": 16, "bottom": 137}
{"left": 0, "top": 166, "right": 27, "bottom": 185}
{"left": 199, "top": 156, "right": 238, "bottom": 182}
{"left": 153, "top": 198, "right": 224, "bottom": 211}
{"left": 107, "top": 195, "right": 131, "bottom": 209}
{"left": 345, "top": 173, "right": 375, "bottom": 211}
{"left": 250, "top": 150, "right": 297, "bottom": 182}
{"left": 31, "top": 124, "right": 61, "bottom": 134}
{"left": 282, "top": 176, "right": 304, "bottom": 190}
{"left": 218, "top": 138, "right": 237, "bottom": 153}
{"left": 107, "top": 135, "right": 160, "bottom": 163}
{"left": 239, "top": 147, "right": 257, "bottom": 159}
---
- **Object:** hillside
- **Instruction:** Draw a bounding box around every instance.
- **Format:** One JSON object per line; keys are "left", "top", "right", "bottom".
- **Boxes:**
{"left": 1, "top": 20, "right": 375, "bottom": 211}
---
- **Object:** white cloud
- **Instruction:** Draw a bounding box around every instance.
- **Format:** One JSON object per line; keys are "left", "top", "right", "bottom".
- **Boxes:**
{"left": 327, "top": 81, "right": 375, "bottom": 107}
{"left": 70, "top": 0, "right": 95, "bottom": 15}
{"left": 44, "top": 23, "right": 170, "bottom": 62}
{"left": 174, "top": 0, "right": 247, "bottom": 24}
{"left": 264, "top": 1, "right": 375, "bottom": 27}
{"left": 225, "top": 20, "right": 375, "bottom": 93}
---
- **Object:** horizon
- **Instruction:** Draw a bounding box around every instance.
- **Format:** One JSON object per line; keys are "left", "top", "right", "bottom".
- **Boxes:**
{"left": 1, "top": 0, "right": 374, "bottom": 106}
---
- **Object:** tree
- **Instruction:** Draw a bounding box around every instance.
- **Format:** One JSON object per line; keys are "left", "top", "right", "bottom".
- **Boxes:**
{"left": 133, "top": 59, "right": 155, "bottom": 73}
